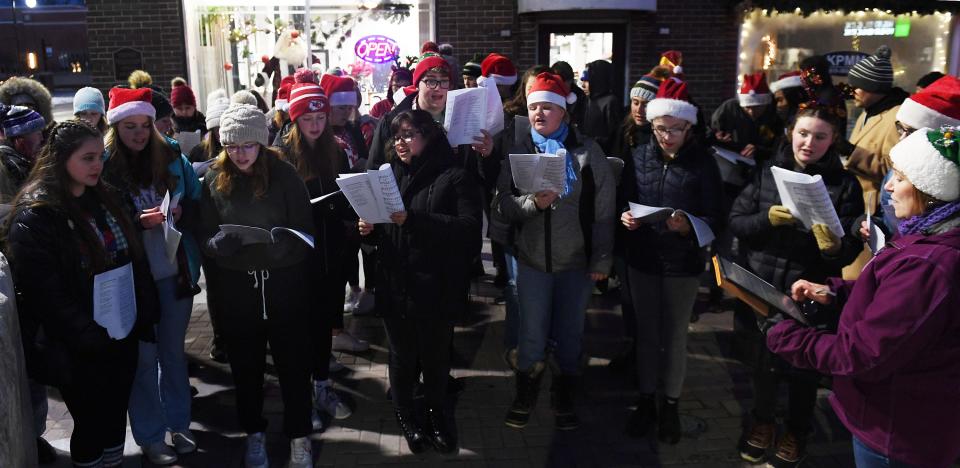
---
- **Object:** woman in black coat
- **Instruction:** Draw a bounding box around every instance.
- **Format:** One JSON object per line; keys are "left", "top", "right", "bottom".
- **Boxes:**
{"left": 4, "top": 120, "right": 159, "bottom": 467}
{"left": 358, "top": 110, "right": 482, "bottom": 455}
{"left": 728, "top": 105, "right": 863, "bottom": 465}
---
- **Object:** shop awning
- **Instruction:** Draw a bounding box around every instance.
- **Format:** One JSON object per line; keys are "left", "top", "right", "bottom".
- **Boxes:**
{"left": 518, "top": 0, "right": 656, "bottom": 13}
{"left": 737, "top": 0, "right": 953, "bottom": 15}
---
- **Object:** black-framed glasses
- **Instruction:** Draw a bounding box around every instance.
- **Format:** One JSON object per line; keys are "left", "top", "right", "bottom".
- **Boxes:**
{"left": 653, "top": 124, "right": 689, "bottom": 138}
{"left": 224, "top": 142, "right": 259, "bottom": 154}
{"left": 393, "top": 131, "right": 420, "bottom": 143}
{"left": 422, "top": 78, "right": 451, "bottom": 90}
{"left": 895, "top": 121, "right": 916, "bottom": 138}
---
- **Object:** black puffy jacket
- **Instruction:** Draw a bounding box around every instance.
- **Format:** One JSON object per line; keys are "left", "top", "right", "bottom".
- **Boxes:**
{"left": 619, "top": 138, "right": 724, "bottom": 276}
{"left": 6, "top": 197, "right": 159, "bottom": 386}
{"left": 581, "top": 60, "right": 624, "bottom": 155}
{"left": 365, "top": 141, "right": 482, "bottom": 319}
{"left": 728, "top": 141, "right": 864, "bottom": 291}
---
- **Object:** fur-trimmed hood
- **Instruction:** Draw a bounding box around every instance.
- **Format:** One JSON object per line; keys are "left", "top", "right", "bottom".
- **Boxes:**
{"left": 0, "top": 77, "right": 53, "bottom": 124}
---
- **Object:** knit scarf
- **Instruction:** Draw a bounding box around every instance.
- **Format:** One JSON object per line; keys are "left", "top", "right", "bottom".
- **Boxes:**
{"left": 530, "top": 123, "right": 576, "bottom": 197}
{"left": 898, "top": 200, "right": 960, "bottom": 236}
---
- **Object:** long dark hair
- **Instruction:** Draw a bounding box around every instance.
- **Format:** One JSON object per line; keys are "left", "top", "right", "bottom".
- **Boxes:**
{"left": 385, "top": 110, "right": 447, "bottom": 162}
{"left": 103, "top": 120, "right": 180, "bottom": 194}
{"left": 282, "top": 121, "right": 343, "bottom": 182}
{"left": 503, "top": 64, "right": 551, "bottom": 116}
{"left": 4, "top": 120, "right": 144, "bottom": 271}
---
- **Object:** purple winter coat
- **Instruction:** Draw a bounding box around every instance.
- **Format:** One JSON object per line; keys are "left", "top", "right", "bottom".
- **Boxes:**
{"left": 767, "top": 227, "right": 960, "bottom": 467}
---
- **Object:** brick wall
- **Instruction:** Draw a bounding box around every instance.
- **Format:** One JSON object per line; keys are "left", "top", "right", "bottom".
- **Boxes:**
{"left": 437, "top": 0, "right": 741, "bottom": 115}
{"left": 86, "top": 0, "right": 186, "bottom": 95}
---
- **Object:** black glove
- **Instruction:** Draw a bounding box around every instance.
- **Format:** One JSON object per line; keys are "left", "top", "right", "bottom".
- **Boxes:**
{"left": 207, "top": 231, "right": 243, "bottom": 256}
{"left": 757, "top": 311, "right": 785, "bottom": 336}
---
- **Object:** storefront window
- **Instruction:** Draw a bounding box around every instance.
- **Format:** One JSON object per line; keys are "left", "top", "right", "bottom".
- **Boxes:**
{"left": 738, "top": 9, "right": 953, "bottom": 126}
{"left": 182, "top": 0, "right": 431, "bottom": 113}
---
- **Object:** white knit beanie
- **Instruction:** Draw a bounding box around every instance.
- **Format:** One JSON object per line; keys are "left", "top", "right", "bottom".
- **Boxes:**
{"left": 890, "top": 127, "right": 960, "bottom": 202}
{"left": 205, "top": 89, "right": 230, "bottom": 129}
{"left": 218, "top": 103, "right": 268, "bottom": 147}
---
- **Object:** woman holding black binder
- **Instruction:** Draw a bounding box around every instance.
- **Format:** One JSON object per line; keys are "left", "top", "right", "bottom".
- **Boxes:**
{"left": 728, "top": 100, "right": 863, "bottom": 465}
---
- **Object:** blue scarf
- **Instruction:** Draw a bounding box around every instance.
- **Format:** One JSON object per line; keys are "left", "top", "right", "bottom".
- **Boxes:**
{"left": 531, "top": 123, "right": 577, "bottom": 197}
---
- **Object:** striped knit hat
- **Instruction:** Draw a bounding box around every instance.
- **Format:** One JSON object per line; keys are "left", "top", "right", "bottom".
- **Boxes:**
{"left": 1, "top": 105, "right": 45, "bottom": 138}
{"left": 630, "top": 75, "right": 660, "bottom": 101}
{"left": 288, "top": 70, "right": 329, "bottom": 122}
{"left": 847, "top": 46, "right": 894, "bottom": 93}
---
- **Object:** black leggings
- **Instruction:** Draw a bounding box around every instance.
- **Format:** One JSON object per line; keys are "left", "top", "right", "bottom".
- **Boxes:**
{"left": 383, "top": 315, "right": 454, "bottom": 410}
{"left": 217, "top": 263, "right": 314, "bottom": 438}
{"left": 752, "top": 346, "right": 819, "bottom": 436}
{"left": 58, "top": 337, "right": 138, "bottom": 466}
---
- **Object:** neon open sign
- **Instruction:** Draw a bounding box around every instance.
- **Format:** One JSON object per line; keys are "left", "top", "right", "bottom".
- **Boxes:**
{"left": 355, "top": 35, "right": 400, "bottom": 64}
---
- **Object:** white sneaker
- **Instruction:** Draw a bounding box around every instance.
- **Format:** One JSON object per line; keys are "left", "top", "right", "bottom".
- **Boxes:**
{"left": 332, "top": 332, "right": 369, "bottom": 352}
{"left": 343, "top": 287, "right": 360, "bottom": 314}
{"left": 329, "top": 356, "right": 345, "bottom": 373}
{"left": 314, "top": 379, "right": 353, "bottom": 419}
{"left": 354, "top": 288, "right": 375, "bottom": 315}
{"left": 288, "top": 437, "right": 313, "bottom": 468}
{"left": 142, "top": 441, "right": 177, "bottom": 465}
{"left": 171, "top": 429, "right": 197, "bottom": 454}
{"left": 245, "top": 432, "right": 268, "bottom": 468}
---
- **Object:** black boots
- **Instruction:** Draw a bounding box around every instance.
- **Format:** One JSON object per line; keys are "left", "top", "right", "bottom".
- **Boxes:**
{"left": 425, "top": 408, "right": 458, "bottom": 455}
{"left": 394, "top": 409, "right": 427, "bottom": 454}
{"left": 626, "top": 393, "right": 657, "bottom": 437}
{"left": 658, "top": 396, "right": 682, "bottom": 445}
{"left": 504, "top": 362, "right": 545, "bottom": 428}
{"left": 551, "top": 375, "right": 580, "bottom": 430}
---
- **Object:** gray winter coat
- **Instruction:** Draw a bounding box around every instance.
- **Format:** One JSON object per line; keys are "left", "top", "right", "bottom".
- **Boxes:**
{"left": 495, "top": 117, "right": 615, "bottom": 274}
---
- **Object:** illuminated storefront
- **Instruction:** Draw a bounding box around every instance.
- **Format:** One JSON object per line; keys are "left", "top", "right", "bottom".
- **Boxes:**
{"left": 181, "top": 0, "right": 433, "bottom": 111}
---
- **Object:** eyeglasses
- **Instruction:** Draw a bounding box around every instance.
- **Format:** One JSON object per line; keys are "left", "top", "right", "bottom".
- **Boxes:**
{"left": 421, "top": 79, "right": 451, "bottom": 90}
{"left": 895, "top": 121, "right": 916, "bottom": 138}
{"left": 224, "top": 142, "right": 259, "bottom": 154}
{"left": 393, "top": 131, "right": 420, "bottom": 143}
{"left": 653, "top": 125, "right": 689, "bottom": 138}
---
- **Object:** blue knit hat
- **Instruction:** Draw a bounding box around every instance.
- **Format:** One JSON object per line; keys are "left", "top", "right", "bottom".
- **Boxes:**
{"left": 1, "top": 105, "right": 45, "bottom": 138}
{"left": 73, "top": 86, "right": 105, "bottom": 115}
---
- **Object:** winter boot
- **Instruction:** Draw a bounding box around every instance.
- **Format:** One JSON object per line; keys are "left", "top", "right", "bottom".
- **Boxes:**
{"left": 504, "top": 362, "right": 545, "bottom": 428}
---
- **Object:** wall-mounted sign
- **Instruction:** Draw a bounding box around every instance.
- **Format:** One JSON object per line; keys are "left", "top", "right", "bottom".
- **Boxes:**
{"left": 824, "top": 51, "right": 870, "bottom": 76}
{"left": 354, "top": 35, "right": 399, "bottom": 64}
{"left": 843, "top": 20, "right": 895, "bottom": 37}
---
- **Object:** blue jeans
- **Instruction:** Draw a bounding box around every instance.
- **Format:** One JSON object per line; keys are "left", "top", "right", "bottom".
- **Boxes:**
{"left": 502, "top": 251, "right": 520, "bottom": 349}
{"left": 516, "top": 262, "right": 591, "bottom": 374}
{"left": 128, "top": 276, "right": 194, "bottom": 445}
{"left": 853, "top": 437, "right": 915, "bottom": 468}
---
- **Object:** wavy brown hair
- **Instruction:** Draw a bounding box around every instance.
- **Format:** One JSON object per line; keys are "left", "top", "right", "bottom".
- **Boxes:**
{"left": 282, "top": 122, "right": 343, "bottom": 182}
{"left": 103, "top": 121, "right": 179, "bottom": 194}
{"left": 503, "top": 64, "right": 551, "bottom": 116}
{"left": 4, "top": 120, "right": 144, "bottom": 271}
{"left": 211, "top": 144, "right": 274, "bottom": 198}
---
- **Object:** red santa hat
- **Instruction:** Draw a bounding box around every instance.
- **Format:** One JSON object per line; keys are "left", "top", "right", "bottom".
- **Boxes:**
{"left": 896, "top": 75, "right": 960, "bottom": 130}
{"left": 738, "top": 72, "right": 772, "bottom": 107}
{"left": 107, "top": 87, "right": 155, "bottom": 125}
{"left": 321, "top": 74, "right": 359, "bottom": 107}
{"left": 274, "top": 75, "right": 296, "bottom": 112}
{"left": 393, "top": 85, "right": 417, "bottom": 105}
{"left": 645, "top": 78, "right": 697, "bottom": 125}
{"left": 412, "top": 52, "right": 451, "bottom": 87}
{"left": 526, "top": 72, "right": 576, "bottom": 109}
{"left": 421, "top": 41, "right": 440, "bottom": 54}
{"left": 288, "top": 72, "right": 329, "bottom": 122}
{"left": 769, "top": 71, "right": 803, "bottom": 94}
{"left": 659, "top": 50, "right": 684, "bottom": 76}
{"left": 477, "top": 53, "right": 518, "bottom": 87}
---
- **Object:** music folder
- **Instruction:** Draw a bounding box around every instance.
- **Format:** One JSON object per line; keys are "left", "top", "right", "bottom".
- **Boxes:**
{"left": 712, "top": 255, "right": 809, "bottom": 325}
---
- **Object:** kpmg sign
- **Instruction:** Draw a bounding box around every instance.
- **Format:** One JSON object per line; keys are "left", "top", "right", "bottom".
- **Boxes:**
{"left": 824, "top": 51, "right": 870, "bottom": 76}
{"left": 354, "top": 35, "right": 400, "bottom": 64}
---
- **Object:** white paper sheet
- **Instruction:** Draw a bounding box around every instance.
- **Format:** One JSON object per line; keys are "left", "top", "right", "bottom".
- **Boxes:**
{"left": 444, "top": 87, "right": 487, "bottom": 146}
{"left": 712, "top": 146, "right": 757, "bottom": 166}
{"left": 191, "top": 159, "right": 215, "bottom": 177}
{"left": 508, "top": 153, "right": 567, "bottom": 194}
{"left": 770, "top": 166, "right": 844, "bottom": 238}
{"left": 93, "top": 262, "right": 137, "bottom": 340}
{"left": 311, "top": 190, "right": 342, "bottom": 204}
{"left": 676, "top": 210, "right": 716, "bottom": 247}
{"left": 335, "top": 164, "right": 404, "bottom": 224}
{"left": 159, "top": 191, "right": 182, "bottom": 263}
{"left": 174, "top": 130, "right": 202, "bottom": 155}
{"left": 628, "top": 202, "right": 715, "bottom": 247}
{"left": 218, "top": 224, "right": 315, "bottom": 248}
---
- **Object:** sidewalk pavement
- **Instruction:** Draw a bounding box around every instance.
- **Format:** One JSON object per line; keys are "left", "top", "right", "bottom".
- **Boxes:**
{"left": 40, "top": 251, "right": 859, "bottom": 467}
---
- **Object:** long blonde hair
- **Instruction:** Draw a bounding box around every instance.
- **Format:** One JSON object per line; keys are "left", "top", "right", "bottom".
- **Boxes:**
{"left": 103, "top": 122, "right": 179, "bottom": 194}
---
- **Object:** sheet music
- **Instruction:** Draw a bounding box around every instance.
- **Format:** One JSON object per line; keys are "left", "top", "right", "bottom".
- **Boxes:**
{"left": 93, "top": 262, "right": 137, "bottom": 339}
{"left": 335, "top": 173, "right": 388, "bottom": 223}
{"left": 770, "top": 166, "right": 844, "bottom": 238}
{"left": 269, "top": 227, "right": 315, "bottom": 248}
{"left": 311, "top": 190, "right": 342, "bottom": 204}
{"left": 191, "top": 159, "right": 215, "bottom": 177}
{"left": 218, "top": 224, "right": 314, "bottom": 248}
{"left": 483, "top": 83, "right": 504, "bottom": 135}
{"left": 444, "top": 87, "right": 487, "bottom": 146}
{"left": 159, "top": 191, "right": 182, "bottom": 263}
{"left": 174, "top": 130, "right": 202, "bottom": 155}
{"left": 676, "top": 210, "right": 716, "bottom": 247}
{"left": 535, "top": 153, "right": 567, "bottom": 194}
{"left": 717, "top": 256, "right": 807, "bottom": 324}
{"left": 712, "top": 146, "right": 757, "bottom": 166}
{"left": 627, "top": 202, "right": 674, "bottom": 222}
{"left": 508, "top": 154, "right": 539, "bottom": 193}
{"left": 371, "top": 163, "right": 404, "bottom": 215}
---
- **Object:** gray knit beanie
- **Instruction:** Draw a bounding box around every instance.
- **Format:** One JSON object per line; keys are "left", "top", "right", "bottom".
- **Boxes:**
{"left": 231, "top": 90, "right": 258, "bottom": 107}
{"left": 847, "top": 45, "right": 894, "bottom": 93}
{"left": 218, "top": 103, "right": 268, "bottom": 147}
